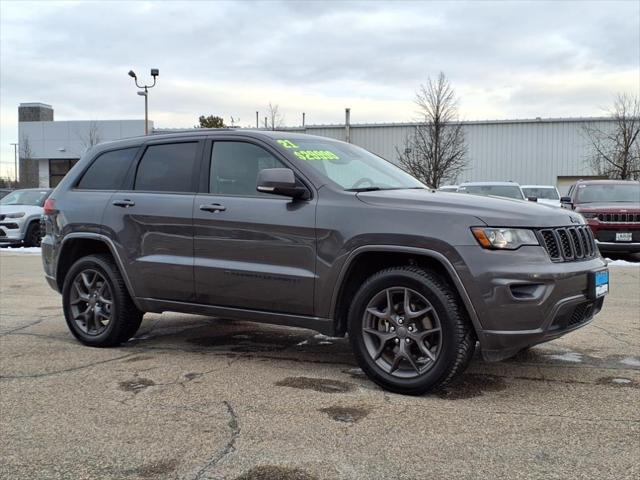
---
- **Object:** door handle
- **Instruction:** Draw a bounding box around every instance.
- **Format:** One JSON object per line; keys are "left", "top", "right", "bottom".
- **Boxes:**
{"left": 199, "top": 203, "right": 226, "bottom": 213}
{"left": 112, "top": 199, "right": 135, "bottom": 208}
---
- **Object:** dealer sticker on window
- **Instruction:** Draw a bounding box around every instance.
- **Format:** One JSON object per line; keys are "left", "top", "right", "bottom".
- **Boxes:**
{"left": 590, "top": 270, "right": 609, "bottom": 298}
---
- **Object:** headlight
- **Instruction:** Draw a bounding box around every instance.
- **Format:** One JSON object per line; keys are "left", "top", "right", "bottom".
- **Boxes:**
{"left": 471, "top": 227, "right": 539, "bottom": 250}
{"left": 581, "top": 212, "right": 598, "bottom": 220}
{"left": 4, "top": 212, "right": 25, "bottom": 218}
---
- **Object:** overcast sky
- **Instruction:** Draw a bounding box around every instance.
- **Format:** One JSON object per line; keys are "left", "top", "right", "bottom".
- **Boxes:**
{"left": 1, "top": 0, "right": 639, "bottom": 177}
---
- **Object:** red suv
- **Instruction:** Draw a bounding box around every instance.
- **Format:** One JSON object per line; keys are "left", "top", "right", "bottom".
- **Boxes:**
{"left": 561, "top": 180, "right": 640, "bottom": 254}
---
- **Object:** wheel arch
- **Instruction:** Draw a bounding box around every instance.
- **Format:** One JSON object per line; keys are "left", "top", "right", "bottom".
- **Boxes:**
{"left": 56, "top": 233, "right": 141, "bottom": 309}
{"left": 331, "top": 246, "right": 481, "bottom": 337}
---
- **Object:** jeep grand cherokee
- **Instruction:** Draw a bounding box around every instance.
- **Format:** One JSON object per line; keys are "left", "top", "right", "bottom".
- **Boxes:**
{"left": 41, "top": 131, "right": 608, "bottom": 394}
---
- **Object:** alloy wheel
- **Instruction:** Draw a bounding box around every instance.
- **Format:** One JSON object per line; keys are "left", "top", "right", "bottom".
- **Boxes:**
{"left": 362, "top": 287, "right": 442, "bottom": 378}
{"left": 69, "top": 269, "right": 113, "bottom": 336}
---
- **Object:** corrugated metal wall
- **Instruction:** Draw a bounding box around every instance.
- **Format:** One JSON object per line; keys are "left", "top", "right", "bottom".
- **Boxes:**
{"left": 286, "top": 118, "right": 615, "bottom": 187}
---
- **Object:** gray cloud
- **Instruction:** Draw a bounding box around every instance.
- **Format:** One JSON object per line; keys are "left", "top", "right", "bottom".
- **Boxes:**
{"left": 1, "top": 0, "right": 638, "bottom": 175}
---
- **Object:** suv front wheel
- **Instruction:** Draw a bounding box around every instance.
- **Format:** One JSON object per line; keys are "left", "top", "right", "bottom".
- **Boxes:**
{"left": 62, "top": 254, "right": 143, "bottom": 347}
{"left": 348, "top": 266, "right": 475, "bottom": 395}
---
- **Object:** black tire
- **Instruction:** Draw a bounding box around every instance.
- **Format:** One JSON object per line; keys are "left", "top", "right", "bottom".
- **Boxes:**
{"left": 348, "top": 266, "right": 475, "bottom": 395}
{"left": 62, "top": 254, "right": 143, "bottom": 347}
{"left": 24, "top": 221, "right": 42, "bottom": 247}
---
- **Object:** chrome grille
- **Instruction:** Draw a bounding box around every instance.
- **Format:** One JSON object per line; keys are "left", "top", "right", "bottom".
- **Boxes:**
{"left": 538, "top": 225, "right": 597, "bottom": 262}
{"left": 597, "top": 213, "right": 640, "bottom": 223}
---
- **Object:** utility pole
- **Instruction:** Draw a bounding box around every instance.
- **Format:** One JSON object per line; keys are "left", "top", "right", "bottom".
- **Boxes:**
{"left": 302, "top": 112, "right": 306, "bottom": 127}
{"left": 345, "top": 108, "right": 351, "bottom": 143}
{"left": 256, "top": 111, "right": 259, "bottom": 128}
{"left": 10, "top": 142, "right": 18, "bottom": 182}
{"left": 264, "top": 116, "right": 268, "bottom": 129}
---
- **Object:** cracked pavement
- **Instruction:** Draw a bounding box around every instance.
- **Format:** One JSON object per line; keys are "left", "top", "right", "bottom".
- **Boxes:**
{"left": 1, "top": 253, "right": 639, "bottom": 479}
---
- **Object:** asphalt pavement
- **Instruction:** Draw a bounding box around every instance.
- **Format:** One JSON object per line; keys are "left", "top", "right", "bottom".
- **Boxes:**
{"left": 1, "top": 252, "right": 639, "bottom": 480}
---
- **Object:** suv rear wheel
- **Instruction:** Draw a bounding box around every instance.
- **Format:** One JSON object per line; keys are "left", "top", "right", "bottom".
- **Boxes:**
{"left": 348, "top": 266, "right": 475, "bottom": 395}
{"left": 62, "top": 254, "right": 143, "bottom": 347}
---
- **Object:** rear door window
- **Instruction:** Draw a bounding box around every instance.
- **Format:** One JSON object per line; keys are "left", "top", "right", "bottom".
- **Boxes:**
{"left": 77, "top": 147, "right": 138, "bottom": 190}
{"left": 135, "top": 142, "right": 199, "bottom": 192}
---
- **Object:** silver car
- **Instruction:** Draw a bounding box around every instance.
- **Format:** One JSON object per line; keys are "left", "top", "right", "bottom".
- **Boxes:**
{"left": 0, "top": 188, "right": 52, "bottom": 246}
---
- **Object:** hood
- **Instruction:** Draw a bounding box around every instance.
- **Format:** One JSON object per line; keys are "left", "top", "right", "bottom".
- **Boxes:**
{"left": 356, "top": 189, "right": 583, "bottom": 227}
{"left": 575, "top": 202, "right": 640, "bottom": 212}
{"left": 535, "top": 199, "right": 561, "bottom": 208}
{"left": 0, "top": 204, "right": 43, "bottom": 217}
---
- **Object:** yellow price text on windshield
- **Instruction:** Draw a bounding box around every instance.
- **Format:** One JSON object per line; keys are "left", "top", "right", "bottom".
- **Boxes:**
{"left": 277, "top": 139, "right": 299, "bottom": 149}
{"left": 294, "top": 150, "right": 340, "bottom": 161}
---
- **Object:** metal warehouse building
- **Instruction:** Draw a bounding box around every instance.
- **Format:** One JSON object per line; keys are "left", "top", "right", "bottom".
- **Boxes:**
{"left": 17, "top": 102, "right": 613, "bottom": 193}
{"left": 283, "top": 117, "right": 613, "bottom": 193}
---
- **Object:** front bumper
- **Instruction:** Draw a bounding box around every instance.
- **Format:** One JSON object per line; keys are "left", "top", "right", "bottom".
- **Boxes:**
{"left": 455, "top": 245, "right": 608, "bottom": 361}
{"left": 0, "top": 221, "right": 26, "bottom": 243}
{"left": 596, "top": 241, "right": 640, "bottom": 254}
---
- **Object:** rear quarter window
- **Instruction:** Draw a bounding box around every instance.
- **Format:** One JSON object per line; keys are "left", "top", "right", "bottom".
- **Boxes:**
{"left": 77, "top": 147, "right": 139, "bottom": 190}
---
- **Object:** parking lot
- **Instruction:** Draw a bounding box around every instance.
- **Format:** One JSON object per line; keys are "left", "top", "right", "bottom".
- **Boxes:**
{"left": 1, "top": 251, "right": 639, "bottom": 480}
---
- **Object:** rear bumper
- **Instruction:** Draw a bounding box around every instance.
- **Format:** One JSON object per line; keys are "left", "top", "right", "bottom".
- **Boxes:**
{"left": 454, "top": 245, "right": 608, "bottom": 361}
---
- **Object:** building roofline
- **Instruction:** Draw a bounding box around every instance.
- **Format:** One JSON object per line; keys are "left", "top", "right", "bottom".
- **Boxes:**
{"left": 19, "top": 102, "right": 53, "bottom": 108}
{"left": 282, "top": 116, "right": 615, "bottom": 129}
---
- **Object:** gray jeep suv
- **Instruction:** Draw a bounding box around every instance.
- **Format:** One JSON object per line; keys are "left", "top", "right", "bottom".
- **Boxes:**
{"left": 42, "top": 131, "right": 609, "bottom": 394}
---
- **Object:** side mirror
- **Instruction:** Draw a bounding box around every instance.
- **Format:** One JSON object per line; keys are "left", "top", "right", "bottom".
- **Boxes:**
{"left": 257, "top": 168, "right": 309, "bottom": 199}
{"left": 560, "top": 196, "right": 573, "bottom": 208}
{"left": 527, "top": 196, "right": 538, "bottom": 202}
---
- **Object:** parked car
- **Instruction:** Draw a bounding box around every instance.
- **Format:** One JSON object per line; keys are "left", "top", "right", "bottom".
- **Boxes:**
{"left": 438, "top": 185, "right": 458, "bottom": 192}
{"left": 0, "top": 188, "right": 52, "bottom": 246}
{"left": 42, "top": 131, "right": 608, "bottom": 395}
{"left": 521, "top": 185, "right": 561, "bottom": 208}
{"left": 457, "top": 181, "right": 526, "bottom": 200}
{"left": 561, "top": 180, "right": 640, "bottom": 254}
{"left": 0, "top": 188, "right": 13, "bottom": 199}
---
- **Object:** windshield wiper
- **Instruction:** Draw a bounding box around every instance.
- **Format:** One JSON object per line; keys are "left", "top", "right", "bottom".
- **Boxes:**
{"left": 346, "top": 187, "right": 386, "bottom": 192}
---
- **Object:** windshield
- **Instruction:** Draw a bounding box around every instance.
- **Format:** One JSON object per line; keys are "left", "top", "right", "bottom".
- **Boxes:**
{"left": 576, "top": 183, "right": 640, "bottom": 203}
{"left": 0, "top": 190, "right": 50, "bottom": 206}
{"left": 458, "top": 185, "right": 524, "bottom": 200}
{"left": 273, "top": 137, "right": 425, "bottom": 191}
{"left": 522, "top": 187, "right": 559, "bottom": 200}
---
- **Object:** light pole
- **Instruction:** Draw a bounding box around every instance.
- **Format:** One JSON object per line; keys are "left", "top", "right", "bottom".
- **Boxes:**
{"left": 128, "top": 68, "right": 159, "bottom": 135}
{"left": 10, "top": 142, "right": 18, "bottom": 183}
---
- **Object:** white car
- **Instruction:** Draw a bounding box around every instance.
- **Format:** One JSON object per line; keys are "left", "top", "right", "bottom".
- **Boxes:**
{"left": 521, "top": 185, "right": 561, "bottom": 208}
{"left": 457, "top": 181, "right": 526, "bottom": 201}
{"left": 0, "top": 188, "right": 52, "bottom": 247}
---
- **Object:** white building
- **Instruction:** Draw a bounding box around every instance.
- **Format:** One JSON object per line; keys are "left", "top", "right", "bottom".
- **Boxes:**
{"left": 19, "top": 102, "right": 614, "bottom": 193}
{"left": 18, "top": 103, "right": 150, "bottom": 188}
{"left": 284, "top": 117, "right": 614, "bottom": 193}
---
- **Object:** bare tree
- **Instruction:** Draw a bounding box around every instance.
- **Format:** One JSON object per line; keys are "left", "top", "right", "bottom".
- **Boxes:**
{"left": 266, "top": 102, "right": 285, "bottom": 130}
{"left": 583, "top": 94, "right": 640, "bottom": 180}
{"left": 77, "top": 121, "right": 102, "bottom": 153}
{"left": 19, "top": 134, "right": 37, "bottom": 187}
{"left": 396, "top": 72, "right": 467, "bottom": 188}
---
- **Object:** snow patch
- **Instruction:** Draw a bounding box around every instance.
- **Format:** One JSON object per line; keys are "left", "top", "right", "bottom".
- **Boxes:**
{"left": 313, "top": 333, "right": 343, "bottom": 341}
{"left": 547, "top": 352, "right": 583, "bottom": 363}
{"left": 0, "top": 246, "right": 42, "bottom": 254}
{"left": 611, "top": 378, "right": 632, "bottom": 384}
{"left": 620, "top": 357, "right": 640, "bottom": 368}
{"left": 605, "top": 258, "right": 639, "bottom": 268}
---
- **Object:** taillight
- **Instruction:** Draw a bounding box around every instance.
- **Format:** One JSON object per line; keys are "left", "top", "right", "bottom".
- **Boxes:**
{"left": 43, "top": 198, "right": 56, "bottom": 215}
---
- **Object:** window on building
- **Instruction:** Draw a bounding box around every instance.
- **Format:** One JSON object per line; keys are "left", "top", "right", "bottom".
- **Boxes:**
{"left": 210, "top": 142, "right": 285, "bottom": 196}
{"left": 49, "top": 159, "right": 79, "bottom": 187}
{"left": 134, "top": 142, "right": 198, "bottom": 192}
{"left": 77, "top": 147, "right": 138, "bottom": 190}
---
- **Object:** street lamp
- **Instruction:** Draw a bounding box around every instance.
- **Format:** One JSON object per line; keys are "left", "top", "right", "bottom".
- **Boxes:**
{"left": 128, "top": 68, "right": 159, "bottom": 135}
